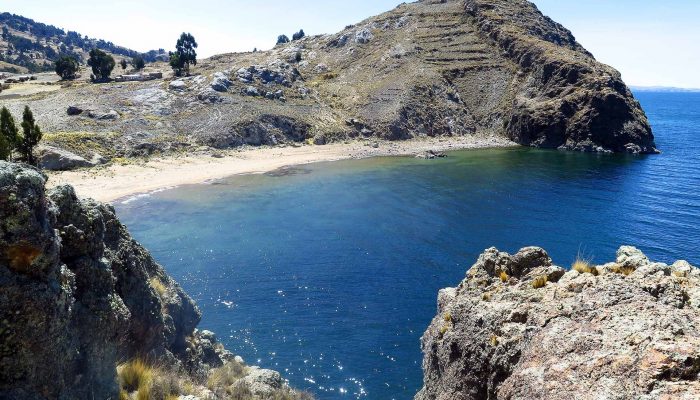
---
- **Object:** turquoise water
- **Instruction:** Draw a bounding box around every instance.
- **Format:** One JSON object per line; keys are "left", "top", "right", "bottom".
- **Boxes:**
{"left": 116, "top": 92, "right": 700, "bottom": 399}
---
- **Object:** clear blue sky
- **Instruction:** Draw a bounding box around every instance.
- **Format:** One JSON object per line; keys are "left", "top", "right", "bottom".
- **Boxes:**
{"left": 3, "top": 0, "right": 699, "bottom": 88}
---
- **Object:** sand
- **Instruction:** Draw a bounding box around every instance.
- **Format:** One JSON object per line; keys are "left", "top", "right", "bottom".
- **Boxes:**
{"left": 46, "top": 136, "right": 516, "bottom": 203}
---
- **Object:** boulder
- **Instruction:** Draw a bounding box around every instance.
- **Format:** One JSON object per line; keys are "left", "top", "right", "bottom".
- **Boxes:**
{"left": 355, "top": 28, "right": 374, "bottom": 44}
{"left": 415, "top": 150, "right": 447, "bottom": 159}
{"left": 210, "top": 72, "right": 232, "bottom": 92}
{"left": 417, "top": 246, "right": 700, "bottom": 400}
{"left": 169, "top": 80, "right": 187, "bottom": 91}
{"left": 37, "top": 146, "right": 94, "bottom": 170}
{"left": 236, "top": 368, "right": 283, "bottom": 397}
{"left": 66, "top": 105, "right": 84, "bottom": 116}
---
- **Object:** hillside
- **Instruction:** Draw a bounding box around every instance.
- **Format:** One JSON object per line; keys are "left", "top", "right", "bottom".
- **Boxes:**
{"left": 0, "top": 0, "right": 657, "bottom": 171}
{"left": 0, "top": 12, "right": 167, "bottom": 73}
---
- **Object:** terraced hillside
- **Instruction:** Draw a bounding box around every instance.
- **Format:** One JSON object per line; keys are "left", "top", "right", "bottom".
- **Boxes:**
{"left": 0, "top": 0, "right": 656, "bottom": 169}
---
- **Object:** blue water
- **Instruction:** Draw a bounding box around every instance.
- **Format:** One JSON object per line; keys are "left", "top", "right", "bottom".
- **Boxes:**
{"left": 116, "top": 92, "right": 700, "bottom": 400}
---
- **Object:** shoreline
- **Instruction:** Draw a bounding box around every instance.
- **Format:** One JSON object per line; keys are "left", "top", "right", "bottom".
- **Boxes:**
{"left": 46, "top": 136, "right": 517, "bottom": 203}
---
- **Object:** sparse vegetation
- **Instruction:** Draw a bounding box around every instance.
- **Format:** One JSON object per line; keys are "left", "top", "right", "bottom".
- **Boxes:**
{"left": 499, "top": 271, "right": 509, "bottom": 283}
{"left": 169, "top": 33, "right": 198, "bottom": 76}
{"left": 207, "top": 360, "right": 246, "bottom": 390}
{"left": 532, "top": 275, "right": 548, "bottom": 289}
{"left": 572, "top": 256, "right": 598, "bottom": 276}
{"left": 87, "top": 48, "right": 116, "bottom": 81}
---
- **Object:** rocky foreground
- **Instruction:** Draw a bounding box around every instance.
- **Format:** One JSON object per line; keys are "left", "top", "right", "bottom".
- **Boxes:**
{"left": 0, "top": 161, "right": 309, "bottom": 399}
{"left": 2, "top": 0, "right": 655, "bottom": 171}
{"left": 417, "top": 246, "right": 700, "bottom": 400}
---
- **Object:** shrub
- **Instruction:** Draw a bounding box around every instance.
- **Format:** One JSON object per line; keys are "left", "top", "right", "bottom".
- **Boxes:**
{"left": 55, "top": 55, "right": 79, "bottom": 80}
{"left": 120, "top": 59, "right": 128, "bottom": 70}
{"left": 292, "top": 29, "right": 305, "bottom": 41}
{"left": 133, "top": 55, "right": 146, "bottom": 71}
{"left": 610, "top": 264, "right": 636, "bottom": 276}
{"left": 276, "top": 35, "right": 290, "bottom": 45}
{"left": 499, "top": 271, "right": 509, "bottom": 283}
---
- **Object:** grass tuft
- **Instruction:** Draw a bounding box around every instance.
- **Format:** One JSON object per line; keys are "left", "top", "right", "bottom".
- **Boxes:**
{"left": 499, "top": 271, "right": 509, "bottom": 283}
{"left": 443, "top": 312, "right": 452, "bottom": 322}
{"left": 610, "top": 264, "right": 636, "bottom": 276}
{"left": 118, "top": 359, "right": 152, "bottom": 392}
{"left": 532, "top": 275, "right": 548, "bottom": 289}
{"left": 572, "top": 257, "right": 598, "bottom": 276}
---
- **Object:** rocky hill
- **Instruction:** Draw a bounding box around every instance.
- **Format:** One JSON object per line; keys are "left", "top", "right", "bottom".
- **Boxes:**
{"left": 417, "top": 246, "right": 700, "bottom": 400}
{"left": 0, "top": 12, "right": 166, "bottom": 73}
{"left": 0, "top": 0, "right": 656, "bottom": 170}
{"left": 0, "top": 161, "right": 309, "bottom": 399}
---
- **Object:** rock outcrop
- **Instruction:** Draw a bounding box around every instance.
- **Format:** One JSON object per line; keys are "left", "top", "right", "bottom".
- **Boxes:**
{"left": 3, "top": 0, "right": 656, "bottom": 161}
{"left": 0, "top": 162, "right": 306, "bottom": 399}
{"left": 417, "top": 246, "right": 700, "bottom": 400}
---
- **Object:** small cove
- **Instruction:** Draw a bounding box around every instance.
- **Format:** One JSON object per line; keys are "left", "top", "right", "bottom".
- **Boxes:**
{"left": 116, "top": 92, "right": 700, "bottom": 399}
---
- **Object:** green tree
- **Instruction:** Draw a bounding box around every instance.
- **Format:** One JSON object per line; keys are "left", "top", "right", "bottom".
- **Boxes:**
{"left": 120, "top": 59, "right": 128, "bottom": 71}
{"left": 19, "top": 106, "right": 42, "bottom": 166}
{"left": 54, "top": 55, "right": 79, "bottom": 80}
{"left": 0, "top": 107, "right": 19, "bottom": 161}
{"left": 169, "top": 33, "right": 197, "bottom": 76}
{"left": 87, "top": 48, "right": 115, "bottom": 81}
{"left": 133, "top": 55, "right": 146, "bottom": 71}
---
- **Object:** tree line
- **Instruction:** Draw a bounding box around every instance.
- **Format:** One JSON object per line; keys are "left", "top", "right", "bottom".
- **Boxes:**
{"left": 0, "top": 106, "right": 42, "bottom": 166}
{"left": 53, "top": 32, "right": 198, "bottom": 81}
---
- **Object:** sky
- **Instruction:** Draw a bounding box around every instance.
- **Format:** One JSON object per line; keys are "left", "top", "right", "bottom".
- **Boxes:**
{"left": 2, "top": 0, "right": 699, "bottom": 88}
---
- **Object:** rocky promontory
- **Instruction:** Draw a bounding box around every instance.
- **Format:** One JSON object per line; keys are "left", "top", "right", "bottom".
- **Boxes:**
{"left": 417, "top": 246, "right": 699, "bottom": 400}
{"left": 0, "top": 161, "right": 309, "bottom": 399}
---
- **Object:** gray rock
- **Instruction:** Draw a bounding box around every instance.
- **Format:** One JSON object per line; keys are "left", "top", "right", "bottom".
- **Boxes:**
{"left": 0, "top": 162, "right": 232, "bottom": 399}
{"left": 169, "top": 80, "right": 187, "bottom": 91}
{"left": 210, "top": 72, "right": 232, "bottom": 92}
{"left": 87, "top": 109, "right": 119, "bottom": 120}
{"left": 237, "top": 368, "right": 283, "bottom": 397}
{"left": 37, "top": 146, "right": 94, "bottom": 170}
{"left": 355, "top": 28, "right": 374, "bottom": 44}
{"left": 416, "top": 246, "right": 700, "bottom": 400}
{"left": 244, "top": 86, "right": 259, "bottom": 96}
{"left": 415, "top": 150, "right": 447, "bottom": 159}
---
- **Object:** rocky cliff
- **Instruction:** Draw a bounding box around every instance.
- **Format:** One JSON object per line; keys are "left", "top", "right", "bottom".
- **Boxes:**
{"left": 0, "top": 0, "right": 655, "bottom": 168}
{"left": 417, "top": 246, "right": 700, "bottom": 400}
{"left": 0, "top": 161, "right": 308, "bottom": 399}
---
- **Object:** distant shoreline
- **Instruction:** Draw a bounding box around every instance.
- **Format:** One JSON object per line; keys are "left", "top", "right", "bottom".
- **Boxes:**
{"left": 46, "top": 136, "right": 517, "bottom": 203}
{"left": 631, "top": 86, "right": 700, "bottom": 93}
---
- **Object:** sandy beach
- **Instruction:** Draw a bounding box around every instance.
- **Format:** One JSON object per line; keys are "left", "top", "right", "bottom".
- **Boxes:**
{"left": 46, "top": 136, "right": 516, "bottom": 203}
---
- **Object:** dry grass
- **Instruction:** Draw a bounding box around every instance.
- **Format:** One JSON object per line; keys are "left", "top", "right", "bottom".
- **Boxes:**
{"left": 532, "top": 275, "right": 548, "bottom": 289}
{"left": 499, "top": 271, "right": 509, "bottom": 283}
{"left": 572, "top": 256, "right": 598, "bottom": 276}
{"left": 118, "top": 359, "right": 152, "bottom": 392}
{"left": 149, "top": 277, "right": 168, "bottom": 297}
{"left": 207, "top": 360, "right": 247, "bottom": 391}
{"left": 610, "top": 264, "right": 636, "bottom": 276}
{"left": 490, "top": 335, "right": 499, "bottom": 346}
{"left": 443, "top": 312, "right": 452, "bottom": 322}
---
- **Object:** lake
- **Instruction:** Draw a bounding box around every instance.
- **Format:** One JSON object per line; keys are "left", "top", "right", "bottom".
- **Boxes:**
{"left": 116, "top": 92, "right": 700, "bottom": 399}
